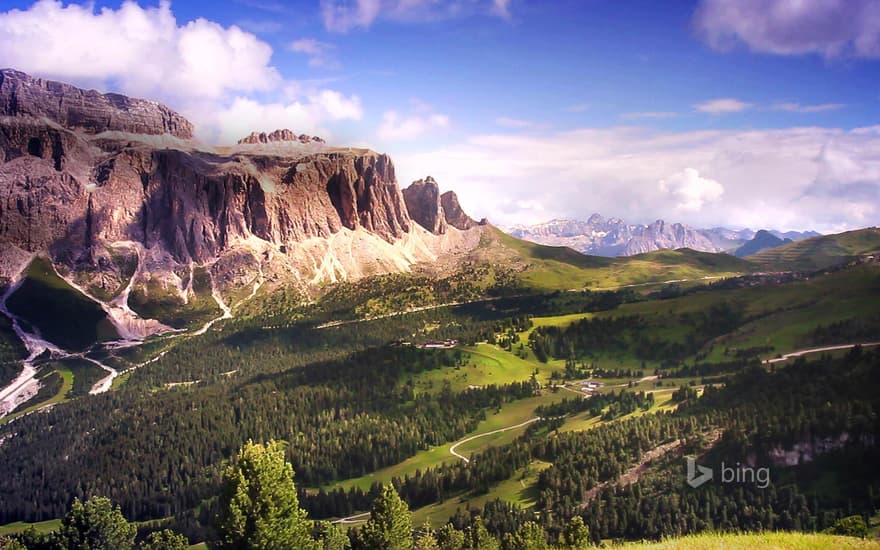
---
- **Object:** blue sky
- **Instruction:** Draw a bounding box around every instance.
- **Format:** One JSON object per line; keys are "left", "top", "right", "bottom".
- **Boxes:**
{"left": 0, "top": 0, "right": 878, "bottom": 231}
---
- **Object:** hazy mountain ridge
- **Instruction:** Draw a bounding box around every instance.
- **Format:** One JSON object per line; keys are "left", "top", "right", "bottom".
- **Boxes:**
{"left": 508, "top": 214, "right": 819, "bottom": 257}
{"left": 735, "top": 229, "right": 792, "bottom": 258}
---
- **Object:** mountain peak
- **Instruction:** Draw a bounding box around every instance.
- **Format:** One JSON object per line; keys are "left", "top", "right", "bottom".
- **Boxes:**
{"left": 237, "top": 128, "right": 326, "bottom": 145}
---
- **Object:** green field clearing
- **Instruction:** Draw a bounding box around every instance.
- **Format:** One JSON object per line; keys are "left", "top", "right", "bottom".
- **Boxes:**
{"left": 411, "top": 459, "right": 552, "bottom": 527}
{"left": 615, "top": 532, "right": 880, "bottom": 549}
{"left": 327, "top": 390, "right": 566, "bottom": 492}
{"left": 0, "top": 518, "right": 62, "bottom": 536}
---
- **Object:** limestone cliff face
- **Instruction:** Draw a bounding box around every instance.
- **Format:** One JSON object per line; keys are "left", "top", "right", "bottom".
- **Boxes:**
{"left": 441, "top": 190, "right": 478, "bottom": 231}
{"left": 403, "top": 177, "right": 447, "bottom": 234}
{"left": 0, "top": 69, "right": 193, "bottom": 138}
{"left": 403, "top": 177, "right": 481, "bottom": 235}
{"left": 0, "top": 70, "right": 482, "bottom": 307}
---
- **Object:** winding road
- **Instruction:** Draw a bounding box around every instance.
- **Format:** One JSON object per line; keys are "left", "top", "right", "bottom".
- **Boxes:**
{"left": 763, "top": 342, "right": 880, "bottom": 364}
{"left": 449, "top": 417, "right": 541, "bottom": 463}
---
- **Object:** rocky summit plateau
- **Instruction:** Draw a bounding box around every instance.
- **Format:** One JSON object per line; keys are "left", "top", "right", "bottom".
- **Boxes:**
{"left": 0, "top": 69, "right": 485, "bottom": 342}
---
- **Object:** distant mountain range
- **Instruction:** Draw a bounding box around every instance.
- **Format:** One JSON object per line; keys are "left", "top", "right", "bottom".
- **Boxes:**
{"left": 507, "top": 215, "right": 820, "bottom": 257}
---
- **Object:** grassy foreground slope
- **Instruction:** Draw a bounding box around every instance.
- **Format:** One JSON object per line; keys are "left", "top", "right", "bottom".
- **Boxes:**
{"left": 617, "top": 532, "right": 880, "bottom": 549}
{"left": 748, "top": 227, "right": 880, "bottom": 270}
{"left": 483, "top": 227, "right": 756, "bottom": 291}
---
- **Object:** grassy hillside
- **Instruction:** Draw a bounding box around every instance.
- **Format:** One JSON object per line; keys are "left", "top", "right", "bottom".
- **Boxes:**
{"left": 616, "top": 532, "right": 880, "bottom": 549}
{"left": 485, "top": 227, "right": 755, "bottom": 291}
{"left": 749, "top": 227, "right": 880, "bottom": 270}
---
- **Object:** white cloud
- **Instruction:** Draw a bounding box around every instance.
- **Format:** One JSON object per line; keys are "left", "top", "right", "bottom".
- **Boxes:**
{"left": 391, "top": 125, "right": 880, "bottom": 232}
{"left": 288, "top": 38, "right": 338, "bottom": 68}
{"left": 694, "top": 0, "right": 880, "bottom": 59}
{"left": 0, "top": 0, "right": 279, "bottom": 101}
{"left": 695, "top": 98, "right": 752, "bottom": 114}
{"left": 620, "top": 111, "right": 678, "bottom": 120}
{"left": 492, "top": 0, "right": 512, "bottom": 20}
{"left": 205, "top": 92, "right": 363, "bottom": 144}
{"left": 320, "top": 0, "right": 512, "bottom": 32}
{"left": 659, "top": 168, "right": 724, "bottom": 211}
{"left": 0, "top": 0, "right": 366, "bottom": 145}
{"left": 378, "top": 110, "right": 449, "bottom": 141}
{"left": 773, "top": 102, "right": 847, "bottom": 113}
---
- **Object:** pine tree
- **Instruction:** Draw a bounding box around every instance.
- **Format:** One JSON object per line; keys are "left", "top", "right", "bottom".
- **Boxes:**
{"left": 57, "top": 496, "right": 136, "bottom": 550}
{"left": 507, "top": 521, "right": 547, "bottom": 550}
{"left": 560, "top": 516, "right": 590, "bottom": 548}
{"left": 465, "top": 517, "right": 499, "bottom": 550}
{"left": 314, "top": 521, "right": 351, "bottom": 550}
{"left": 436, "top": 524, "right": 466, "bottom": 550}
{"left": 215, "top": 440, "right": 317, "bottom": 550}
{"left": 414, "top": 521, "right": 440, "bottom": 550}
{"left": 359, "top": 484, "right": 413, "bottom": 550}
{"left": 141, "top": 529, "right": 189, "bottom": 550}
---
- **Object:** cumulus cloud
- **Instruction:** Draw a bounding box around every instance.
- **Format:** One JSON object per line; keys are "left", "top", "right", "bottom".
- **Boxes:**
{"left": 320, "top": 0, "right": 512, "bottom": 32}
{"left": 695, "top": 98, "right": 752, "bottom": 114}
{"left": 288, "top": 38, "right": 338, "bottom": 68}
{"left": 0, "top": 0, "right": 365, "bottom": 145}
{"left": 659, "top": 168, "right": 724, "bottom": 211}
{"left": 694, "top": 0, "right": 880, "bottom": 58}
{"left": 0, "top": 0, "right": 279, "bottom": 101}
{"left": 392, "top": 126, "right": 880, "bottom": 232}
{"left": 206, "top": 91, "right": 363, "bottom": 144}
{"left": 378, "top": 110, "right": 449, "bottom": 141}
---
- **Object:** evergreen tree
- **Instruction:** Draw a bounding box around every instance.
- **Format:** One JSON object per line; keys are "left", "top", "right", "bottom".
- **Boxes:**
{"left": 465, "top": 517, "right": 499, "bottom": 550}
{"left": 214, "top": 440, "right": 316, "bottom": 550}
{"left": 436, "top": 524, "right": 466, "bottom": 550}
{"left": 57, "top": 496, "right": 136, "bottom": 550}
{"left": 414, "top": 522, "right": 440, "bottom": 550}
{"left": 359, "top": 484, "right": 413, "bottom": 550}
{"left": 141, "top": 529, "right": 189, "bottom": 550}
{"left": 506, "top": 521, "right": 547, "bottom": 550}
{"left": 559, "top": 516, "right": 590, "bottom": 548}
{"left": 314, "top": 521, "right": 351, "bottom": 550}
{"left": 0, "top": 537, "right": 26, "bottom": 550}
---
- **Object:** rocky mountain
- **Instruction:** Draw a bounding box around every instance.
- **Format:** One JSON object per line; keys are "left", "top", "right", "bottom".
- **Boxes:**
{"left": 0, "top": 69, "right": 484, "bottom": 342}
{"left": 509, "top": 215, "right": 817, "bottom": 257}
{"left": 402, "top": 176, "right": 483, "bottom": 235}
{"left": 0, "top": 69, "right": 193, "bottom": 139}
{"left": 734, "top": 230, "right": 792, "bottom": 258}
{"left": 238, "top": 129, "right": 325, "bottom": 145}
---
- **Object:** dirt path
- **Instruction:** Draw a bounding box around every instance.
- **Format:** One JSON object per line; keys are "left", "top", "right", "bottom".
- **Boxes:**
{"left": 763, "top": 342, "right": 880, "bottom": 364}
{"left": 580, "top": 430, "right": 722, "bottom": 508}
{"left": 332, "top": 511, "right": 371, "bottom": 525}
{"left": 450, "top": 417, "right": 542, "bottom": 463}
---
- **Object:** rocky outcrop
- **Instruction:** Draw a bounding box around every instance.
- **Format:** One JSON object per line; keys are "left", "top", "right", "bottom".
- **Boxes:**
{"left": 0, "top": 69, "right": 193, "bottom": 138}
{"left": 0, "top": 69, "right": 493, "bottom": 307}
{"left": 403, "top": 177, "right": 447, "bottom": 234}
{"left": 238, "top": 129, "right": 325, "bottom": 145}
{"left": 441, "top": 190, "right": 478, "bottom": 231}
